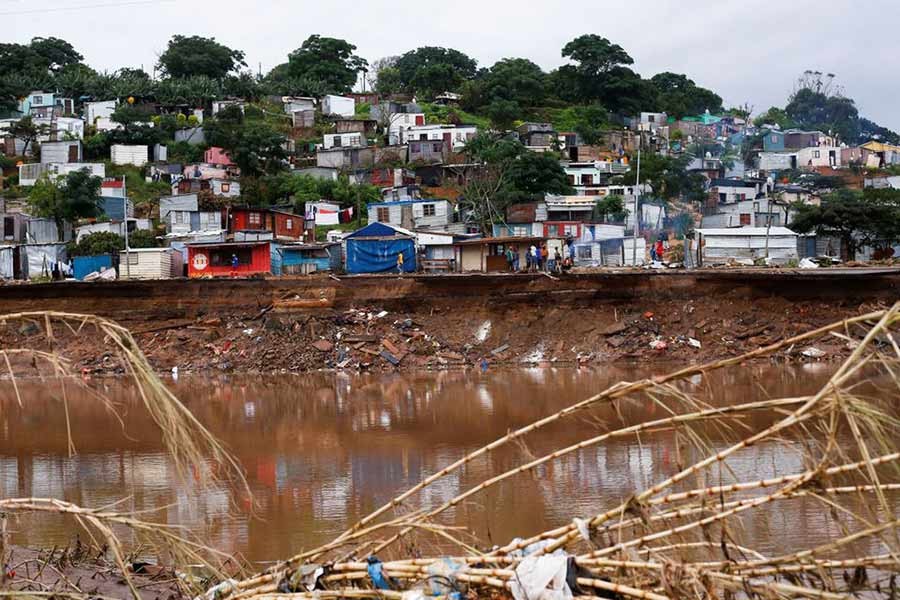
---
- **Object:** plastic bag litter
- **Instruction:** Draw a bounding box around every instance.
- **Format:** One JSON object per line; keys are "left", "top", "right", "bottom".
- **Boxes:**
{"left": 426, "top": 558, "right": 466, "bottom": 596}
{"left": 802, "top": 347, "right": 827, "bottom": 358}
{"left": 799, "top": 258, "right": 819, "bottom": 269}
{"left": 510, "top": 555, "right": 573, "bottom": 600}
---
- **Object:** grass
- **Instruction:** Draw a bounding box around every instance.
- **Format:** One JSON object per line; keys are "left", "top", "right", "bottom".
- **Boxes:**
{"left": 419, "top": 102, "right": 491, "bottom": 130}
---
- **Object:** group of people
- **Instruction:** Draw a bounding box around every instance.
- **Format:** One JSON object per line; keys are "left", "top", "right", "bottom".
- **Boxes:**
{"left": 505, "top": 241, "right": 576, "bottom": 274}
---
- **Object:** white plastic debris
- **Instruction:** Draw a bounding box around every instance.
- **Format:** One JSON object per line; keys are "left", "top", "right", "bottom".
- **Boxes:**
{"left": 375, "top": 310, "right": 389, "bottom": 319}
{"left": 243, "top": 328, "right": 254, "bottom": 335}
{"left": 573, "top": 517, "right": 590, "bottom": 542}
{"left": 802, "top": 347, "right": 827, "bottom": 358}
{"left": 688, "top": 337, "right": 702, "bottom": 349}
{"left": 649, "top": 339, "right": 668, "bottom": 350}
{"left": 510, "top": 555, "right": 573, "bottom": 600}
{"left": 475, "top": 320, "right": 492, "bottom": 343}
{"left": 799, "top": 258, "right": 819, "bottom": 269}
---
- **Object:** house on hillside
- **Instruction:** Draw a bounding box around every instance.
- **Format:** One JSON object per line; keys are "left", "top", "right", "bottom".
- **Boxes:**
{"left": 228, "top": 207, "right": 303, "bottom": 241}
{"left": 282, "top": 96, "right": 316, "bottom": 114}
{"left": 204, "top": 147, "right": 234, "bottom": 167}
{"left": 322, "top": 95, "right": 355, "bottom": 117}
{"left": 40, "top": 140, "right": 82, "bottom": 164}
{"left": 368, "top": 198, "right": 452, "bottom": 230}
{"left": 84, "top": 100, "right": 117, "bottom": 125}
{"left": 518, "top": 123, "right": 557, "bottom": 148}
{"left": 323, "top": 132, "right": 365, "bottom": 149}
{"left": 187, "top": 241, "right": 270, "bottom": 277}
{"left": 316, "top": 146, "right": 375, "bottom": 170}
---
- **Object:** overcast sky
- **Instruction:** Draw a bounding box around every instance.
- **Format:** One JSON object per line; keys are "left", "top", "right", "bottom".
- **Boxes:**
{"left": 5, "top": 0, "right": 899, "bottom": 131}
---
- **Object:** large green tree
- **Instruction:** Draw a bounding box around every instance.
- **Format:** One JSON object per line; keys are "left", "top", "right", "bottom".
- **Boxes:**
{"left": 650, "top": 72, "right": 722, "bottom": 118}
{"left": 790, "top": 188, "right": 900, "bottom": 260}
{"left": 28, "top": 169, "right": 102, "bottom": 240}
{"left": 157, "top": 35, "right": 246, "bottom": 79}
{"left": 0, "top": 37, "right": 82, "bottom": 77}
{"left": 558, "top": 34, "right": 633, "bottom": 102}
{"left": 283, "top": 35, "right": 367, "bottom": 94}
{"left": 459, "top": 133, "right": 572, "bottom": 234}
{"left": 394, "top": 46, "right": 477, "bottom": 98}
{"left": 205, "top": 106, "right": 287, "bottom": 179}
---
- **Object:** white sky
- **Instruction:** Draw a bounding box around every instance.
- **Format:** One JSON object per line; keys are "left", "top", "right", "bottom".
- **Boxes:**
{"left": 5, "top": 0, "right": 899, "bottom": 130}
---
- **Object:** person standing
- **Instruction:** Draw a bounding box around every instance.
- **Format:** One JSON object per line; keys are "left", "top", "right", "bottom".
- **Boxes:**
{"left": 529, "top": 244, "right": 538, "bottom": 272}
{"left": 397, "top": 250, "right": 405, "bottom": 274}
{"left": 540, "top": 244, "right": 549, "bottom": 272}
{"left": 511, "top": 245, "right": 520, "bottom": 272}
{"left": 655, "top": 238, "right": 665, "bottom": 263}
{"left": 230, "top": 253, "right": 239, "bottom": 278}
{"left": 505, "top": 246, "right": 515, "bottom": 272}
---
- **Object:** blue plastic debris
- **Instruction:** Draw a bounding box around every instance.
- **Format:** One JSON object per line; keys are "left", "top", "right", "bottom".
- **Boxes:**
{"left": 366, "top": 556, "right": 391, "bottom": 590}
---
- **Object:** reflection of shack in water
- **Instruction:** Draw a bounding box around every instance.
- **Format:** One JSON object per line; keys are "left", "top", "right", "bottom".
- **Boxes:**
{"left": 1, "top": 363, "right": 870, "bottom": 562}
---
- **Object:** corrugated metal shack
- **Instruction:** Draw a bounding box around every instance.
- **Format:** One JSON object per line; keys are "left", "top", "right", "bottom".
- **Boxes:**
{"left": 120, "top": 248, "right": 183, "bottom": 279}
{"left": 274, "top": 242, "right": 343, "bottom": 275}
{"left": 695, "top": 227, "right": 799, "bottom": 266}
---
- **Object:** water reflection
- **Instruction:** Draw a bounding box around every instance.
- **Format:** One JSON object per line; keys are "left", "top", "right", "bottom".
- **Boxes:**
{"left": 0, "top": 364, "right": 861, "bottom": 562}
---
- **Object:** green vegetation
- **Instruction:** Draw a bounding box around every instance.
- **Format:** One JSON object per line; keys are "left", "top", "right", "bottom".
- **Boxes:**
{"left": 157, "top": 35, "right": 246, "bottom": 80}
{"left": 419, "top": 103, "right": 490, "bottom": 129}
{"left": 67, "top": 231, "right": 123, "bottom": 257}
{"left": 790, "top": 188, "right": 900, "bottom": 260}
{"left": 28, "top": 170, "right": 102, "bottom": 240}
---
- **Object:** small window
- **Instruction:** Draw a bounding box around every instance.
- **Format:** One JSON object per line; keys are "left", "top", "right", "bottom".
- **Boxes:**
{"left": 221, "top": 183, "right": 230, "bottom": 193}
{"left": 128, "top": 253, "right": 139, "bottom": 265}
{"left": 771, "top": 135, "right": 778, "bottom": 144}
{"left": 175, "top": 212, "right": 184, "bottom": 224}
{"left": 740, "top": 214, "right": 751, "bottom": 226}
{"left": 813, "top": 150, "right": 821, "bottom": 158}
{"left": 423, "top": 204, "right": 436, "bottom": 217}
{"left": 33, "top": 95, "right": 43, "bottom": 105}
{"left": 285, "top": 218, "right": 293, "bottom": 230}
{"left": 564, "top": 225, "right": 578, "bottom": 236}
{"left": 512, "top": 226, "right": 527, "bottom": 236}
{"left": 377, "top": 207, "right": 390, "bottom": 222}
{"left": 648, "top": 115, "right": 655, "bottom": 123}
{"left": 333, "top": 135, "right": 342, "bottom": 147}
{"left": 410, "top": 143, "right": 421, "bottom": 152}
{"left": 577, "top": 246, "right": 592, "bottom": 259}
{"left": 249, "top": 212, "right": 261, "bottom": 226}
{"left": 433, "top": 142, "right": 442, "bottom": 152}
{"left": 547, "top": 225, "right": 558, "bottom": 236}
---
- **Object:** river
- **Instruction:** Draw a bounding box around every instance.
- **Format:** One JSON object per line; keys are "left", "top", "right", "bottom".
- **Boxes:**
{"left": 0, "top": 362, "right": 869, "bottom": 564}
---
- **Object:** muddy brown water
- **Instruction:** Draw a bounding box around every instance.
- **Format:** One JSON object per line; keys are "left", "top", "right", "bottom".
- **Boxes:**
{"left": 0, "top": 363, "right": 886, "bottom": 564}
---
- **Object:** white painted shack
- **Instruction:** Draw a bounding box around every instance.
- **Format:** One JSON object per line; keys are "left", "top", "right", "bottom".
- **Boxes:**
{"left": 120, "top": 247, "right": 183, "bottom": 279}
{"left": 695, "top": 227, "right": 798, "bottom": 266}
{"left": 111, "top": 144, "right": 149, "bottom": 166}
{"left": 0, "top": 245, "right": 15, "bottom": 279}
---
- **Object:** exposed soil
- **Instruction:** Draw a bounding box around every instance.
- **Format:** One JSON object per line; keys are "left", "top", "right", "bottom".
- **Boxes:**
{"left": 2, "top": 269, "right": 897, "bottom": 374}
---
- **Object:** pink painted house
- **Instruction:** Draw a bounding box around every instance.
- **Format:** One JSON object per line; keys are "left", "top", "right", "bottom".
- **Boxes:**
{"left": 204, "top": 146, "right": 235, "bottom": 167}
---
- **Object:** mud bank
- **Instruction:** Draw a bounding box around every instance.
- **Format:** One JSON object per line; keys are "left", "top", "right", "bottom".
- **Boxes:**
{"left": 1, "top": 269, "right": 898, "bottom": 373}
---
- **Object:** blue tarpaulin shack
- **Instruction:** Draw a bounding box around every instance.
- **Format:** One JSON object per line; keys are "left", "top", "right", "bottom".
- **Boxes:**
{"left": 345, "top": 222, "right": 416, "bottom": 274}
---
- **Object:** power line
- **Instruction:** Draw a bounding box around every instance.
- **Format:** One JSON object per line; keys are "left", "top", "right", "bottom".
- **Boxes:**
{"left": 0, "top": 0, "right": 175, "bottom": 16}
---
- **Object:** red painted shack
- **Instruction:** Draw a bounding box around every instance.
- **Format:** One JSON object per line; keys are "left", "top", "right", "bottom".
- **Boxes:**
{"left": 186, "top": 241, "right": 271, "bottom": 278}
{"left": 204, "top": 146, "right": 235, "bottom": 167}
{"left": 229, "top": 207, "right": 303, "bottom": 240}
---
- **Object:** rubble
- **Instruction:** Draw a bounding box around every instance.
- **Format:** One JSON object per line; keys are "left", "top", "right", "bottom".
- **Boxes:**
{"left": 0, "top": 297, "right": 881, "bottom": 375}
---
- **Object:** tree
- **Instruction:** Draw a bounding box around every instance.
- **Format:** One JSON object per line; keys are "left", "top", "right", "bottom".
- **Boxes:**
{"left": 636, "top": 153, "right": 706, "bottom": 202}
{"left": 754, "top": 107, "right": 795, "bottom": 129}
{"left": 157, "top": 35, "right": 246, "bottom": 79}
{"left": 206, "top": 107, "right": 287, "bottom": 179}
{"left": 128, "top": 229, "right": 159, "bottom": 248}
{"left": 285, "top": 35, "right": 367, "bottom": 93}
{"left": 559, "top": 34, "right": 634, "bottom": 103}
{"left": 0, "top": 37, "right": 82, "bottom": 77}
{"left": 650, "top": 72, "right": 723, "bottom": 118}
{"left": 462, "top": 58, "right": 546, "bottom": 117}
{"left": 367, "top": 56, "right": 401, "bottom": 95}
{"left": 394, "top": 47, "right": 477, "bottom": 97}
{"left": 789, "top": 189, "right": 900, "bottom": 260}
{"left": 9, "top": 116, "right": 48, "bottom": 156}
{"left": 594, "top": 195, "right": 626, "bottom": 222}
{"left": 68, "top": 231, "right": 124, "bottom": 257}
{"left": 484, "top": 99, "right": 521, "bottom": 131}
{"left": 28, "top": 169, "right": 102, "bottom": 240}
{"left": 459, "top": 133, "right": 572, "bottom": 234}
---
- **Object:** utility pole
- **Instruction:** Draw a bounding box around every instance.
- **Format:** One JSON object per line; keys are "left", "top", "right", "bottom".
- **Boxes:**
{"left": 123, "top": 175, "right": 130, "bottom": 279}
{"left": 632, "top": 128, "right": 641, "bottom": 267}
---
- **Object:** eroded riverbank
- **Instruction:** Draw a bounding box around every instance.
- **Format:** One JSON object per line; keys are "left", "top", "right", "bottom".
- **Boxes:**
{"left": 1, "top": 269, "right": 898, "bottom": 373}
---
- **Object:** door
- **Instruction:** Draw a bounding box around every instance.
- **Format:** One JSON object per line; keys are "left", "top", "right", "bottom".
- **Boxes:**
{"left": 442, "top": 132, "right": 452, "bottom": 147}
{"left": 3, "top": 216, "right": 14, "bottom": 240}
{"left": 415, "top": 115, "right": 425, "bottom": 126}
{"left": 68, "top": 144, "right": 79, "bottom": 162}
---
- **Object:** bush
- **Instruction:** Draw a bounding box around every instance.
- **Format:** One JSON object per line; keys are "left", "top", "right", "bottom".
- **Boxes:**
{"left": 68, "top": 231, "right": 124, "bottom": 257}
{"left": 128, "top": 228, "right": 159, "bottom": 248}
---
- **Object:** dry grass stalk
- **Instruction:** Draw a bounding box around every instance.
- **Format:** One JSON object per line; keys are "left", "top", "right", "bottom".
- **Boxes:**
{"left": 213, "top": 304, "right": 900, "bottom": 600}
